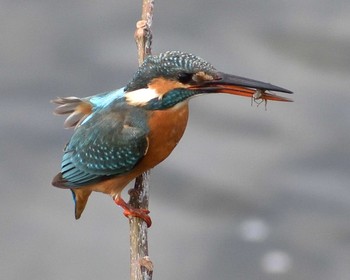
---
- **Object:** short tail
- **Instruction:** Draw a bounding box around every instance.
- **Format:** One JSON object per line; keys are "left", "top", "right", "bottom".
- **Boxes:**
{"left": 71, "top": 189, "right": 92, "bottom": 219}
{"left": 51, "top": 97, "right": 93, "bottom": 129}
{"left": 52, "top": 173, "right": 91, "bottom": 219}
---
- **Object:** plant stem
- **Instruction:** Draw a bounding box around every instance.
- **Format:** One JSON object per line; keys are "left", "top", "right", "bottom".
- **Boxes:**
{"left": 128, "top": 1, "right": 154, "bottom": 280}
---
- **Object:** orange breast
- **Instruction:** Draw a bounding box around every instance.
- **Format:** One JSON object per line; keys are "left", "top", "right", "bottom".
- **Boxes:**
{"left": 135, "top": 101, "right": 189, "bottom": 172}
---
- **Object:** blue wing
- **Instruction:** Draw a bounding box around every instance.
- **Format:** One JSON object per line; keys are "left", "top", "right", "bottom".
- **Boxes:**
{"left": 53, "top": 100, "right": 150, "bottom": 188}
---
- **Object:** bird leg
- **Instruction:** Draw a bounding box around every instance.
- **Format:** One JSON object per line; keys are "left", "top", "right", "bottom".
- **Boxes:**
{"left": 113, "top": 194, "right": 152, "bottom": 227}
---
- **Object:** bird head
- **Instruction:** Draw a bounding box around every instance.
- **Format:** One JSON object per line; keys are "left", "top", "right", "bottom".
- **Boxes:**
{"left": 125, "top": 51, "right": 292, "bottom": 109}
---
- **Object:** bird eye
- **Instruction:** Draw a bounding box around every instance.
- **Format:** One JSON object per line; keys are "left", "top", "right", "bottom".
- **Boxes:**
{"left": 177, "top": 73, "right": 193, "bottom": 84}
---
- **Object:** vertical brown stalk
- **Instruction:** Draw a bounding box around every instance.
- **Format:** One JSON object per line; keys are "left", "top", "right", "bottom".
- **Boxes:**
{"left": 128, "top": 1, "right": 155, "bottom": 280}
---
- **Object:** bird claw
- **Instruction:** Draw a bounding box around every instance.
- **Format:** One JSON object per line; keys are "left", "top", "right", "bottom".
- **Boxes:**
{"left": 122, "top": 208, "right": 152, "bottom": 228}
{"left": 113, "top": 195, "right": 152, "bottom": 227}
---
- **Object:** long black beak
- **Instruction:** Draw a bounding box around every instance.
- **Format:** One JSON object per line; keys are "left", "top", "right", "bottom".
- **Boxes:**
{"left": 190, "top": 72, "right": 293, "bottom": 102}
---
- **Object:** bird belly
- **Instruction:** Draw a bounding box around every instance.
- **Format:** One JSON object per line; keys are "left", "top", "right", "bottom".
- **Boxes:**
{"left": 133, "top": 101, "right": 189, "bottom": 173}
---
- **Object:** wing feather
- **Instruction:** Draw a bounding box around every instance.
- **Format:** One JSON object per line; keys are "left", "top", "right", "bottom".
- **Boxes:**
{"left": 53, "top": 102, "right": 149, "bottom": 188}
{"left": 51, "top": 97, "right": 93, "bottom": 129}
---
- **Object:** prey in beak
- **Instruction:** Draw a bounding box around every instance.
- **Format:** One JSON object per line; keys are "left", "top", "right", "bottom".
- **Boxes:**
{"left": 189, "top": 71, "right": 293, "bottom": 103}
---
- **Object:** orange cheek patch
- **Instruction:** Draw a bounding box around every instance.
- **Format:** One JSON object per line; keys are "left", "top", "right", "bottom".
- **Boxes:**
{"left": 148, "top": 77, "right": 188, "bottom": 98}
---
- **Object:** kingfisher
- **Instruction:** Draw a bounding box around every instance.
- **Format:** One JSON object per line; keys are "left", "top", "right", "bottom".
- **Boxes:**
{"left": 52, "top": 51, "right": 292, "bottom": 227}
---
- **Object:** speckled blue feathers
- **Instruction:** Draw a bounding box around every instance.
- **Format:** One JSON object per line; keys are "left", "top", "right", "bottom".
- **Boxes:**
{"left": 126, "top": 51, "right": 217, "bottom": 91}
{"left": 53, "top": 102, "right": 149, "bottom": 188}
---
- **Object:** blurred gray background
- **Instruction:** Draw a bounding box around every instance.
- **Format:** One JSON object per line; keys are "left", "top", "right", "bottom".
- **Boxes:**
{"left": 1, "top": 1, "right": 350, "bottom": 279}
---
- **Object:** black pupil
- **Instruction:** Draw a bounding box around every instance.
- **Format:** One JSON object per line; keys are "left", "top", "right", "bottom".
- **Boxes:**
{"left": 177, "top": 73, "right": 193, "bottom": 84}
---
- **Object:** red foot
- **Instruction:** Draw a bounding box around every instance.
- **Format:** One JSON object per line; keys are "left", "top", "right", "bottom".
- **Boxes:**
{"left": 114, "top": 195, "right": 152, "bottom": 227}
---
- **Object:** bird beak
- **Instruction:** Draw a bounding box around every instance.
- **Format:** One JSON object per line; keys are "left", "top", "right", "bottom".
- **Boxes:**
{"left": 189, "top": 72, "right": 293, "bottom": 102}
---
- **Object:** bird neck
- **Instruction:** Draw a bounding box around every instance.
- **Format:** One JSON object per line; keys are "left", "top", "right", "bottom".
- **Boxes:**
{"left": 143, "top": 88, "right": 198, "bottom": 110}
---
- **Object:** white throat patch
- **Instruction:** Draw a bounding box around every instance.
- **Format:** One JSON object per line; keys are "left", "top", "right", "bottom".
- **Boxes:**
{"left": 125, "top": 88, "right": 160, "bottom": 106}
